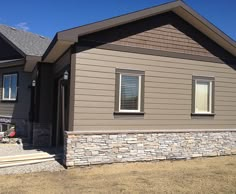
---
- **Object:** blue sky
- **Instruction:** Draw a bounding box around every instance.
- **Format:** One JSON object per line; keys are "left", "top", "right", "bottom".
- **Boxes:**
{"left": 1, "top": 0, "right": 235, "bottom": 40}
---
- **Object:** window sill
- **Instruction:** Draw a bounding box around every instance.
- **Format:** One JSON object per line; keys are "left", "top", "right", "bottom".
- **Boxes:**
{"left": 114, "top": 112, "right": 145, "bottom": 115}
{"left": 191, "top": 113, "right": 215, "bottom": 117}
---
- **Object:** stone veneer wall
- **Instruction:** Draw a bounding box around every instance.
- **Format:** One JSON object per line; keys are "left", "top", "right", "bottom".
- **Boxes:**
{"left": 64, "top": 131, "right": 236, "bottom": 167}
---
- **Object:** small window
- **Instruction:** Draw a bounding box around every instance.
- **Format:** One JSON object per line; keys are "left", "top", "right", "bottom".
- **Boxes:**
{"left": 2, "top": 73, "right": 18, "bottom": 101}
{"left": 115, "top": 69, "right": 145, "bottom": 114}
{"left": 120, "top": 74, "right": 141, "bottom": 112}
{"left": 192, "top": 76, "right": 215, "bottom": 115}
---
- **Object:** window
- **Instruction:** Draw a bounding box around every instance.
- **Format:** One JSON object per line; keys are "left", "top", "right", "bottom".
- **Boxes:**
{"left": 2, "top": 73, "right": 18, "bottom": 101}
{"left": 192, "top": 76, "right": 215, "bottom": 115}
{"left": 115, "top": 69, "right": 145, "bottom": 114}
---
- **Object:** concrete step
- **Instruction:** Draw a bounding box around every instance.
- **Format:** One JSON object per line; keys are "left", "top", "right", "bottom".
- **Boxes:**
{"left": 0, "top": 152, "right": 62, "bottom": 168}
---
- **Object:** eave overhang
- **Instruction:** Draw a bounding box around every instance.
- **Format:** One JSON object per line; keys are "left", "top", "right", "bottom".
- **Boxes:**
{"left": 24, "top": 55, "right": 42, "bottom": 72}
{"left": 0, "top": 58, "right": 25, "bottom": 68}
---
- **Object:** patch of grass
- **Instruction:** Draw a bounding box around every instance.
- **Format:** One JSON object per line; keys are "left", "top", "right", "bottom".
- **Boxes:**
{"left": 0, "top": 156, "right": 236, "bottom": 194}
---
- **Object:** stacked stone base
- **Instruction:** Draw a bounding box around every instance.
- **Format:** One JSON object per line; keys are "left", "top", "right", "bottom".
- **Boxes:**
{"left": 64, "top": 131, "right": 236, "bottom": 167}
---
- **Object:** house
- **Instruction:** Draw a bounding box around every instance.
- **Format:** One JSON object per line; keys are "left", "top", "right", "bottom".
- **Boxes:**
{"left": 1, "top": 1, "right": 236, "bottom": 167}
{"left": 0, "top": 25, "right": 51, "bottom": 138}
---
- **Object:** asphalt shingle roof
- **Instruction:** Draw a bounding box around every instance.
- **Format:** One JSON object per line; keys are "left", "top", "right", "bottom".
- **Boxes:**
{"left": 0, "top": 24, "right": 51, "bottom": 56}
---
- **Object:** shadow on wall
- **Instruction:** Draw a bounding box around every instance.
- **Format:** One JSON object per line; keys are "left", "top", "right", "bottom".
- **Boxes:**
{"left": 0, "top": 66, "right": 63, "bottom": 160}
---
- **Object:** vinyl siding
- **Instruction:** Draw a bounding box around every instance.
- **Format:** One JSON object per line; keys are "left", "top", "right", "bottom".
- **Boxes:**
{"left": 86, "top": 24, "right": 214, "bottom": 58}
{"left": 72, "top": 48, "right": 236, "bottom": 132}
{"left": 0, "top": 36, "right": 22, "bottom": 60}
{"left": 0, "top": 66, "right": 31, "bottom": 135}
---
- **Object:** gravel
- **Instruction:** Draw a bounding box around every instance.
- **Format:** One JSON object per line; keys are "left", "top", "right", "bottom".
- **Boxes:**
{"left": 0, "top": 160, "right": 65, "bottom": 175}
{"left": 0, "top": 143, "right": 65, "bottom": 175}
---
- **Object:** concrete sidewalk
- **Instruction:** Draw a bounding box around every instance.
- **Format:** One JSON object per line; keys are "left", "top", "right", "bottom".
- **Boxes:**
{"left": 0, "top": 142, "right": 63, "bottom": 157}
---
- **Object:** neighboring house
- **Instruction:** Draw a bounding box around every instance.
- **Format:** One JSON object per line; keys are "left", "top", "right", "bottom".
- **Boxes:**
{"left": 1, "top": 1, "right": 236, "bottom": 167}
{"left": 0, "top": 25, "right": 51, "bottom": 137}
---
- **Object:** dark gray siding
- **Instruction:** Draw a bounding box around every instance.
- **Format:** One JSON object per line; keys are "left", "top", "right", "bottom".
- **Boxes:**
{"left": 0, "top": 36, "right": 23, "bottom": 60}
{"left": 0, "top": 66, "right": 31, "bottom": 136}
{"left": 53, "top": 49, "right": 71, "bottom": 75}
{"left": 38, "top": 64, "right": 54, "bottom": 124}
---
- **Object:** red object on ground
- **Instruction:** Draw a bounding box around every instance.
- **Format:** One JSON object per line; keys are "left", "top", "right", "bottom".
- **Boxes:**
{"left": 8, "top": 131, "right": 16, "bottom": 138}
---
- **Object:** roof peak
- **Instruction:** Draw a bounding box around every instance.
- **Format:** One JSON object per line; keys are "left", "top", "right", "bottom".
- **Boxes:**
{"left": 0, "top": 24, "right": 51, "bottom": 57}
{"left": 0, "top": 24, "right": 51, "bottom": 40}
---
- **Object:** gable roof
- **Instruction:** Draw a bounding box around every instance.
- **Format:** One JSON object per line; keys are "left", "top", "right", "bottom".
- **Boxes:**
{"left": 43, "top": 0, "right": 236, "bottom": 63}
{"left": 0, "top": 24, "right": 51, "bottom": 57}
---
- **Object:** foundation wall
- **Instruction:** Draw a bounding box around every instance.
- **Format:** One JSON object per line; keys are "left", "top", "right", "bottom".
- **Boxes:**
{"left": 64, "top": 130, "right": 236, "bottom": 167}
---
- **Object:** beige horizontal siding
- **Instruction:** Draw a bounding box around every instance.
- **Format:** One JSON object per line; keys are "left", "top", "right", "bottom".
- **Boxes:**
{"left": 73, "top": 48, "right": 236, "bottom": 131}
{"left": 73, "top": 113, "right": 236, "bottom": 121}
{"left": 76, "top": 49, "right": 233, "bottom": 71}
{"left": 76, "top": 55, "right": 236, "bottom": 78}
{"left": 74, "top": 107, "right": 236, "bottom": 115}
{"left": 73, "top": 119, "right": 236, "bottom": 126}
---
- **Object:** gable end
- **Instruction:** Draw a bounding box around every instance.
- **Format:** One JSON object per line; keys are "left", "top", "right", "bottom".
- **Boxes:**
{"left": 79, "top": 12, "right": 236, "bottom": 64}
{"left": 0, "top": 36, "right": 23, "bottom": 60}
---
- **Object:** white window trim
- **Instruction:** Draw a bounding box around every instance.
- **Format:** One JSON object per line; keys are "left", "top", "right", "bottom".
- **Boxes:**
{"left": 2, "top": 73, "right": 17, "bottom": 101}
{"left": 194, "top": 79, "right": 213, "bottom": 114}
{"left": 119, "top": 73, "right": 141, "bottom": 112}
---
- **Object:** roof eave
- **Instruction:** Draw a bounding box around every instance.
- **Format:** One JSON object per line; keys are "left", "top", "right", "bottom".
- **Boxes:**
{"left": 173, "top": 2, "right": 236, "bottom": 56}
{"left": 0, "top": 32, "right": 26, "bottom": 57}
{"left": 42, "top": 33, "right": 73, "bottom": 63}
{"left": 24, "top": 55, "right": 42, "bottom": 72}
{"left": 43, "top": 1, "right": 181, "bottom": 62}
{"left": 43, "top": 0, "right": 236, "bottom": 62}
{"left": 57, "top": 1, "right": 180, "bottom": 42}
{"left": 0, "top": 58, "right": 25, "bottom": 68}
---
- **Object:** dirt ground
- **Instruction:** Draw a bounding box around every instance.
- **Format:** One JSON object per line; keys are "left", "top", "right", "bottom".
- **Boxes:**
{"left": 0, "top": 156, "right": 236, "bottom": 194}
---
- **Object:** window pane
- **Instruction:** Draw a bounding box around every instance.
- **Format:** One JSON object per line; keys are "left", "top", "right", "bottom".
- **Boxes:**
{"left": 10, "top": 74, "right": 17, "bottom": 99}
{"left": 3, "top": 76, "right": 10, "bottom": 99}
{"left": 195, "top": 81, "right": 210, "bottom": 112}
{"left": 121, "top": 75, "right": 139, "bottom": 110}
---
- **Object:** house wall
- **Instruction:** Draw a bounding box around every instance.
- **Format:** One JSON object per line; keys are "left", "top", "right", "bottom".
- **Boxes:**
{"left": 38, "top": 64, "right": 54, "bottom": 124}
{"left": 53, "top": 49, "right": 71, "bottom": 75}
{"left": 32, "top": 48, "right": 72, "bottom": 146}
{"left": 72, "top": 48, "right": 236, "bottom": 131}
{"left": 71, "top": 12, "right": 236, "bottom": 132}
{"left": 81, "top": 12, "right": 235, "bottom": 63}
{"left": 31, "top": 64, "right": 54, "bottom": 146}
{"left": 65, "top": 131, "right": 236, "bottom": 166}
{"left": 64, "top": 11, "right": 236, "bottom": 166}
{"left": 0, "top": 65, "right": 31, "bottom": 136}
{"left": 64, "top": 47, "right": 236, "bottom": 166}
